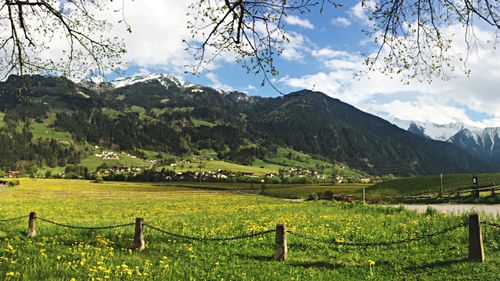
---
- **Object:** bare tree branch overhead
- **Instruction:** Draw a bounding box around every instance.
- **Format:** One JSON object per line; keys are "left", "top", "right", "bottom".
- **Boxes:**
{"left": 0, "top": 0, "right": 126, "bottom": 82}
{"left": 185, "top": 0, "right": 343, "bottom": 92}
{"left": 0, "top": 0, "right": 499, "bottom": 90}
{"left": 187, "top": 0, "right": 500, "bottom": 85}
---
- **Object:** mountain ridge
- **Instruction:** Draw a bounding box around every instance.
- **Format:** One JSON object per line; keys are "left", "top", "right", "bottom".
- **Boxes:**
{"left": 0, "top": 74, "right": 495, "bottom": 175}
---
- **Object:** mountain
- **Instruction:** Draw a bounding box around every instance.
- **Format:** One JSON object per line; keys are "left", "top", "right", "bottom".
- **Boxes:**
{"left": 394, "top": 119, "right": 500, "bottom": 168}
{"left": 0, "top": 74, "right": 495, "bottom": 175}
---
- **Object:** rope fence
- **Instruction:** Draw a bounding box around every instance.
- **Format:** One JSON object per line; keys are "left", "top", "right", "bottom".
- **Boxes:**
{"left": 481, "top": 221, "right": 500, "bottom": 229}
{"left": 37, "top": 217, "right": 135, "bottom": 230}
{"left": 287, "top": 222, "right": 467, "bottom": 247}
{"left": 0, "top": 212, "right": 498, "bottom": 262}
{"left": 0, "top": 215, "right": 28, "bottom": 223}
{"left": 145, "top": 223, "right": 274, "bottom": 241}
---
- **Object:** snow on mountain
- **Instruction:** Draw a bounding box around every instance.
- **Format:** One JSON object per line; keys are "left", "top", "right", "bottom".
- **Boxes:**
{"left": 392, "top": 118, "right": 477, "bottom": 141}
{"left": 414, "top": 121, "right": 476, "bottom": 141}
{"left": 393, "top": 118, "right": 500, "bottom": 166}
{"left": 111, "top": 73, "right": 186, "bottom": 89}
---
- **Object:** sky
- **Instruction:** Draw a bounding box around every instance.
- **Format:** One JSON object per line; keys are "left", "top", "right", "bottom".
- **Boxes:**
{"left": 51, "top": 1, "right": 500, "bottom": 128}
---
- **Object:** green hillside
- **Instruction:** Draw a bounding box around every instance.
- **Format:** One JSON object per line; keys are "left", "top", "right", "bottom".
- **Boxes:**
{"left": 30, "top": 122, "right": 72, "bottom": 142}
{"left": 0, "top": 74, "right": 495, "bottom": 176}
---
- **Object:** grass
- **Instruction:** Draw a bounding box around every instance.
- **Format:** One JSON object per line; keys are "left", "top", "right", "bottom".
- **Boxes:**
{"left": 269, "top": 147, "right": 333, "bottom": 169}
{"left": 0, "top": 112, "right": 5, "bottom": 128}
{"left": 137, "top": 149, "right": 173, "bottom": 160}
{"left": 29, "top": 122, "right": 73, "bottom": 142}
{"left": 191, "top": 118, "right": 216, "bottom": 127}
{"left": 268, "top": 147, "right": 366, "bottom": 178}
{"left": 81, "top": 152, "right": 152, "bottom": 171}
{"left": 170, "top": 160, "right": 284, "bottom": 175}
{"left": 0, "top": 179, "right": 498, "bottom": 280}
{"left": 102, "top": 108, "right": 121, "bottom": 119}
{"left": 125, "top": 106, "right": 147, "bottom": 119}
{"left": 149, "top": 108, "right": 168, "bottom": 118}
{"left": 263, "top": 183, "right": 371, "bottom": 199}
{"left": 369, "top": 173, "right": 500, "bottom": 197}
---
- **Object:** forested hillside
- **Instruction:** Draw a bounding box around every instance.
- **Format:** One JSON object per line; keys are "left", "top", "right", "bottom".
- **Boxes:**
{"left": 0, "top": 74, "right": 493, "bottom": 176}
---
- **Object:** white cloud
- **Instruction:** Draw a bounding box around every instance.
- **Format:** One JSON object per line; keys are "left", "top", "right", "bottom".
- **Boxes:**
{"left": 331, "top": 17, "right": 351, "bottom": 27}
{"left": 311, "top": 48, "right": 351, "bottom": 58}
{"left": 206, "top": 72, "right": 234, "bottom": 92}
{"left": 365, "top": 99, "right": 475, "bottom": 125}
{"left": 106, "top": 0, "right": 193, "bottom": 73}
{"left": 285, "top": 15, "right": 314, "bottom": 29}
{"left": 349, "top": 0, "right": 377, "bottom": 25}
{"left": 282, "top": 24, "right": 500, "bottom": 128}
{"left": 281, "top": 32, "right": 311, "bottom": 62}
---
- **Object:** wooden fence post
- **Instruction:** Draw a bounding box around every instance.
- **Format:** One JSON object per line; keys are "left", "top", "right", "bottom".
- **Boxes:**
{"left": 133, "top": 218, "right": 145, "bottom": 252}
{"left": 362, "top": 189, "right": 366, "bottom": 205}
{"left": 27, "top": 212, "right": 36, "bottom": 238}
{"left": 275, "top": 224, "right": 287, "bottom": 261}
{"left": 468, "top": 214, "right": 484, "bottom": 262}
{"left": 491, "top": 188, "right": 496, "bottom": 198}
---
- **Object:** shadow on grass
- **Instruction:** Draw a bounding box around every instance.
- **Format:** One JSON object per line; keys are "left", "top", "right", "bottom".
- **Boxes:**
{"left": 236, "top": 253, "right": 273, "bottom": 262}
{"left": 289, "top": 260, "right": 347, "bottom": 270}
{"left": 405, "top": 258, "right": 468, "bottom": 273}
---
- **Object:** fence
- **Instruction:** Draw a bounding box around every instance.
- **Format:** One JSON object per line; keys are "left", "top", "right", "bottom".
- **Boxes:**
{"left": 362, "top": 185, "right": 498, "bottom": 204}
{"left": 449, "top": 185, "right": 499, "bottom": 199}
{"left": 1, "top": 212, "right": 499, "bottom": 262}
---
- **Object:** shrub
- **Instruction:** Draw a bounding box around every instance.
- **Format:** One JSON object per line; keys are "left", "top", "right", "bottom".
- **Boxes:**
{"left": 307, "top": 193, "right": 319, "bottom": 201}
{"left": 7, "top": 180, "right": 20, "bottom": 187}
{"left": 93, "top": 173, "right": 104, "bottom": 183}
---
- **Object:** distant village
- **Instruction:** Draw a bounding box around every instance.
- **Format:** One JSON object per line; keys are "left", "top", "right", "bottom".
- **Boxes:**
{"left": 3, "top": 149, "right": 379, "bottom": 184}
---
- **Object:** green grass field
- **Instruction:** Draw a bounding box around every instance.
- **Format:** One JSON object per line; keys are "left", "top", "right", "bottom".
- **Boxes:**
{"left": 81, "top": 153, "right": 152, "bottom": 171}
{"left": 170, "top": 159, "right": 284, "bottom": 175}
{"left": 263, "top": 183, "right": 370, "bottom": 199}
{"left": 267, "top": 147, "right": 366, "bottom": 178}
{"left": 368, "top": 173, "right": 500, "bottom": 197}
{"left": 0, "top": 179, "right": 498, "bottom": 280}
{"left": 29, "top": 122, "right": 73, "bottom": 142}
{"left": 192, "top": 118, "right": 216, "bottom": 127}
{"left": 0, "top": 112, "right": 5, "bottom": 128}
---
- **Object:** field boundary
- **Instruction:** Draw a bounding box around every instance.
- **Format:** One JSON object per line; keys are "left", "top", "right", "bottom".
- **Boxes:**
{"left": 1, "top": 212, "right": 498, "bottom": 263}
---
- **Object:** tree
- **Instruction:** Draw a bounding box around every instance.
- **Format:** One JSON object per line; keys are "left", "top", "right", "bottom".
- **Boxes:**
{"left": 2, "top": 1, "right": 498, "bottom": 88}
{"left": 187, "top": 0, "right": 500, "bottom": 85}
{"left": 0, "top": 0, "right": 126, "bottom": 82}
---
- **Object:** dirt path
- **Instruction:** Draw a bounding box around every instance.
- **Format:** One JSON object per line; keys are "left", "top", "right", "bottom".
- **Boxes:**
{"left": 394, "top": 204, "right": 500, "bottom": 216}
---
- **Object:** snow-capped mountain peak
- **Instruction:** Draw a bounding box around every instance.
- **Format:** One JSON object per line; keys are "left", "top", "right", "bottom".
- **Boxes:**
{"left": 111, "top": 73, "right": 186, "bottom": 89}
{"left": 393, "top": 118, "right": 500, "bottom": 167}
{"left": 392, "top": 118, "right": 478, "bottom": 141}
{"left": 412, "top": 121, "right": 475, "bottom": 141}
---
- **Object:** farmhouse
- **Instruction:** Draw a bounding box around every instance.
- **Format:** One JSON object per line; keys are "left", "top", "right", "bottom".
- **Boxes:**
{"left": 95, "top": 151, "right": 120, "bottom": 160}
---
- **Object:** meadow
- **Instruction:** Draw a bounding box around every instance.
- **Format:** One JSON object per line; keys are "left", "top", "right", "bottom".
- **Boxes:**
{"left": 0, "top": 179, "right": 499, "bottom": 280}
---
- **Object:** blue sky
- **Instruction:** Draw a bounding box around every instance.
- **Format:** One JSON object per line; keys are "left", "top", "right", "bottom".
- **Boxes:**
{"left": 101, "top": 1, "right": 500, "bottom": 128}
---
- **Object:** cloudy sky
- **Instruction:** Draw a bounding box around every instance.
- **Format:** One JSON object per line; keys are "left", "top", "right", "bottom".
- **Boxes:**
{"left": 100, "top": 0, "right": 500, "bottom": 128}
